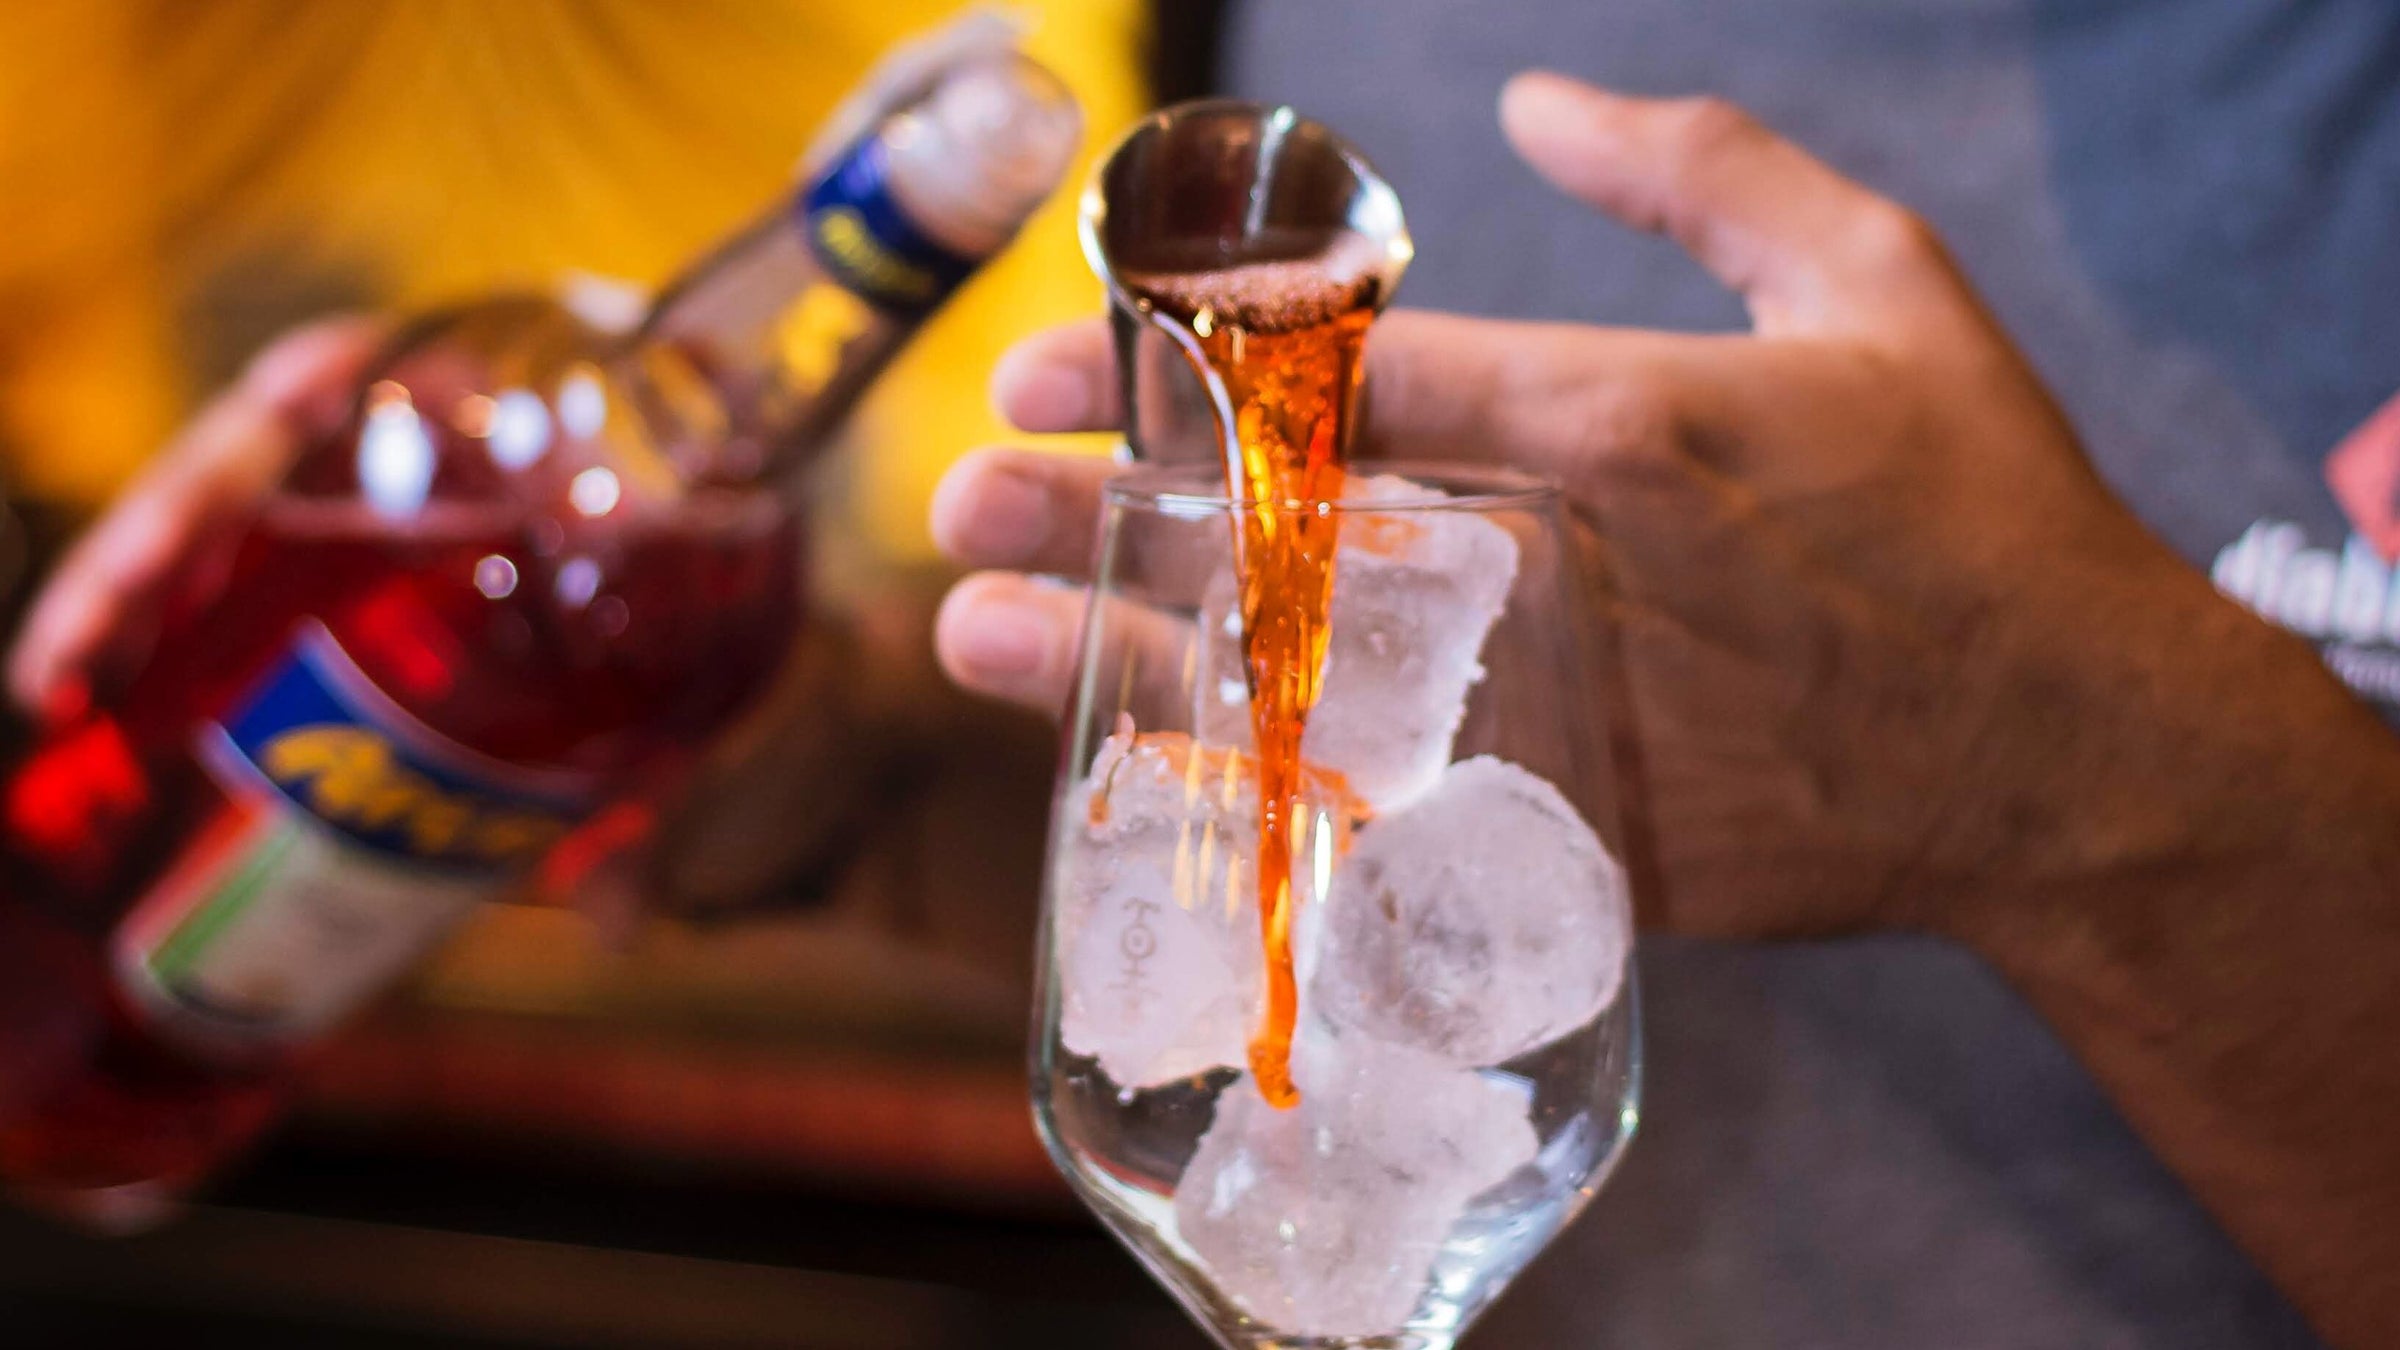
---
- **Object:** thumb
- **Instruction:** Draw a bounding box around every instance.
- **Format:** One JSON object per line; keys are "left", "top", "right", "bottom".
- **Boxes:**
{"left": 1498, "top": 73, "right": 1949, "bottom": 335}
{"left": 8, "top": 316, "right": 385, "bottom": 717}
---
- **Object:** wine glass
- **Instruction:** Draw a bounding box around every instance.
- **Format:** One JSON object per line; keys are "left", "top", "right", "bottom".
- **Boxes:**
{"left": 1032, "top": 462, "right": 1640, "bottom": 1349}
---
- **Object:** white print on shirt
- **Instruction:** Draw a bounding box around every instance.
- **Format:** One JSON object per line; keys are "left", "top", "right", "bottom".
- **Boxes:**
{"left": 2213, "top": 521, "right": 2400, "bottom": 707}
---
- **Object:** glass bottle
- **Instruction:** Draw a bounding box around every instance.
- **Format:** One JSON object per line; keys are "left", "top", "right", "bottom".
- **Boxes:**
{"left": 0, "top": 47, "right": 1079, "bottom": 1230}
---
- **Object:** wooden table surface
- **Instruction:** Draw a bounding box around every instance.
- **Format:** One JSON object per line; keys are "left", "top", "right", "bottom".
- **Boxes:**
{"left": 0, "top": 1130, "right": 1211, "bottom": 1349}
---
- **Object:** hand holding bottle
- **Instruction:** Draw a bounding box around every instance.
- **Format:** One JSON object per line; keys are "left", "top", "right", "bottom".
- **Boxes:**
{"left": 0, "top": 16, "right": 1077, "bottom": 1225}
{"left": 8, "top": 318, "right": 385, "bottom": 721}
{"left": 9, "top": 5, "right": 1062, "bottom": 726}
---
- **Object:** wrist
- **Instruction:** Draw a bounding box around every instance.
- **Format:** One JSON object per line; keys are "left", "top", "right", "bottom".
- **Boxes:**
{"left": 1919, "top": 548, "right": 2400, "bottom": 962}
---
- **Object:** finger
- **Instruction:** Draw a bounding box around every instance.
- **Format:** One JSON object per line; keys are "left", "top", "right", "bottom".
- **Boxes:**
{"left": 237, "top": 315, "right": 389, "bottom": 430}
{"left": 929, "top": 446, "right": 1119, "bottom": 575}
{"left": 554, "top": 270, "right": 650, "bottom": 336}
{"left": 991, "top": 308, "right": 1718, "bottom": 473}
{"left": 992, "top": 317, "right": 1114, "bottom": 433}
{"left": 8, "top": 317, "right": 384, "bottom": 715}
{"left": 936, "top": 570, "right": 1196, "bottom": 721}
{"left": 932, "top": 447, "right": 1244, "bottom": 617}
{"left": 935, "top": 571, "right": 1090, "bottom": 715}
{"left": 1499, "top": 74, "right": 1957, "bottom": 335}
{"left": 1357, "top": 313, "right": 1721, "bottom": 474}
{"left": 994, "top": 324, "right": 2009, "bottom": 559}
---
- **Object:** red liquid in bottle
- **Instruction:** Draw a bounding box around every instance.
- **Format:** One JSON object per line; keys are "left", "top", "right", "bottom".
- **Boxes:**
{"left": 0, "top": 347, "right": 802, "bottom": 1223}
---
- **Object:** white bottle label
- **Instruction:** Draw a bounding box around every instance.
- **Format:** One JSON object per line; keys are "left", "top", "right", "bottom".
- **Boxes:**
{"left": 113, "top": 623, "right": 594, "bottom": 1060}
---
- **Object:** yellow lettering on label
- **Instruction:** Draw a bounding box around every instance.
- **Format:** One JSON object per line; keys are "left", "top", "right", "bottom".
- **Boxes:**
{"left": 259, "top": 726, "right": 568, "bottom": 865}
{"left": 407, "top": 796, "right": 472, "bottom": 856}
{"left": 262, "top": 728, "right": 414, "bottom": 824}
{"left": 813, "top": 207, "right": 936, "bottom": 303}
{"left": 775, "top": 283, "right": 875, "bottom": 396}
{"left": 473, "top": 814, "right": 569, "bottom": 861}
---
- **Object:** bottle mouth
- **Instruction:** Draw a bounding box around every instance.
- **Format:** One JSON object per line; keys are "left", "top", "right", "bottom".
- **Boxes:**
{"left": 1079, "top": 99, "right": 1413, "bottom": 311}
{"left": 883, "top": 53, "right": 1082, "bottom": 257}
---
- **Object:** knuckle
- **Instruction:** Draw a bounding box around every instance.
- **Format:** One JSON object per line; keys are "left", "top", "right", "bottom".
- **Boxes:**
{"left": 237, "top": 315, "right": 382, "bottom": 410}
{"left": 1846, "top": 198, "right": 1946, "bottom": 273}
{"left": 1659, "top": 95, "right": 1765, "bottom": 167}
{"left": 1573, "top": 441, "right": 1690, "bottom": 525}
{"left": 1575, "top": 379, "right": 1682, "bottom": 461}
{"left": 1551, "top": 379, "right": 1690, "bottom": 508}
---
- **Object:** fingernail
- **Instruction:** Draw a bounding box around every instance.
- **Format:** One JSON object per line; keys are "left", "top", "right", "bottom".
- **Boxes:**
{"left": 1499, "top": 72, "right": 1572, "bottom": 129}
{"left": 953, "top": 468, "right": 1053, "bottom": 565}
{"left": 243, "top": 327, "right": 359, "bottom": 408}
{"left": 950, "top": 596, "right": 1054, "bottom": 679}
{"left": 994, "top": 348, "right": 1095, "bottom": 430}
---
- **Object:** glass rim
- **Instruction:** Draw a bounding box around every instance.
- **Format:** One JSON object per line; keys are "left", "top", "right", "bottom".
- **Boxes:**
{"left": 1101, "top": 459, "right": 1559, "bottom": 514}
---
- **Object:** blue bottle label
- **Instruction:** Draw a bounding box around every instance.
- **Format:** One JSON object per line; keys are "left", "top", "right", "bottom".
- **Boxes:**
{"left": 799, "top": 135, "right": 980, "bottom": 314}
{"left": 114, "top": 623, "right": 596, "bottom": 1056}
{"left": 217, "top": 623, "right": 593, "bottom": 870}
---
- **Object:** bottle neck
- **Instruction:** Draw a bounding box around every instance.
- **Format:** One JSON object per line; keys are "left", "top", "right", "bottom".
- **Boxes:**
{"left": 620, "top": 129, "right": 1010, "bottom": 489}
{"left": 615, "top": 199, "right": 849, "bottom": 488}
{"left": 617, "top": 51, "right": 1078, "bottom": 489}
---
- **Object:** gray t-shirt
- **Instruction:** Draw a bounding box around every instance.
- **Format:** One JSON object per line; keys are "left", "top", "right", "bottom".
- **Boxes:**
{"left": 1223, "top": 1, "right": 2399, "bottom": 1345}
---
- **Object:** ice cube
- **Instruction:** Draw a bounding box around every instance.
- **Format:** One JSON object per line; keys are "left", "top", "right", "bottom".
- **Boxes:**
{"left": 1055, "top": 731, "right": 1356, "bottom": 1090}
{"left": 1195, "top": 475, "right": 1520, "bottom": 809}
{"left": 1173, "top": 1022, "right": 1539, "bottom": 1338}
{"left": 1314, "top": 756, "right": 1631, "bottom": 1067}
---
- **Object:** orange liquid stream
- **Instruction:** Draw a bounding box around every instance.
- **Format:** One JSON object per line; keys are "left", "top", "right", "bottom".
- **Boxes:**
{"left": 1130, "top": 266, "right": 1375, "bottom": 1108}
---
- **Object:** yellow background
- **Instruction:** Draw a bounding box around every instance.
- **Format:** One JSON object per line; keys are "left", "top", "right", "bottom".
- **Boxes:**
{"left": 0, "top": 0, "right": 1141, "bottom": 555}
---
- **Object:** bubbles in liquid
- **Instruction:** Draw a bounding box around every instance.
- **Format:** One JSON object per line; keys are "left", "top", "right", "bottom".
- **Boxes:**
{"left": 1126, "top": 252, "right": 1381, "bottom": 334}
